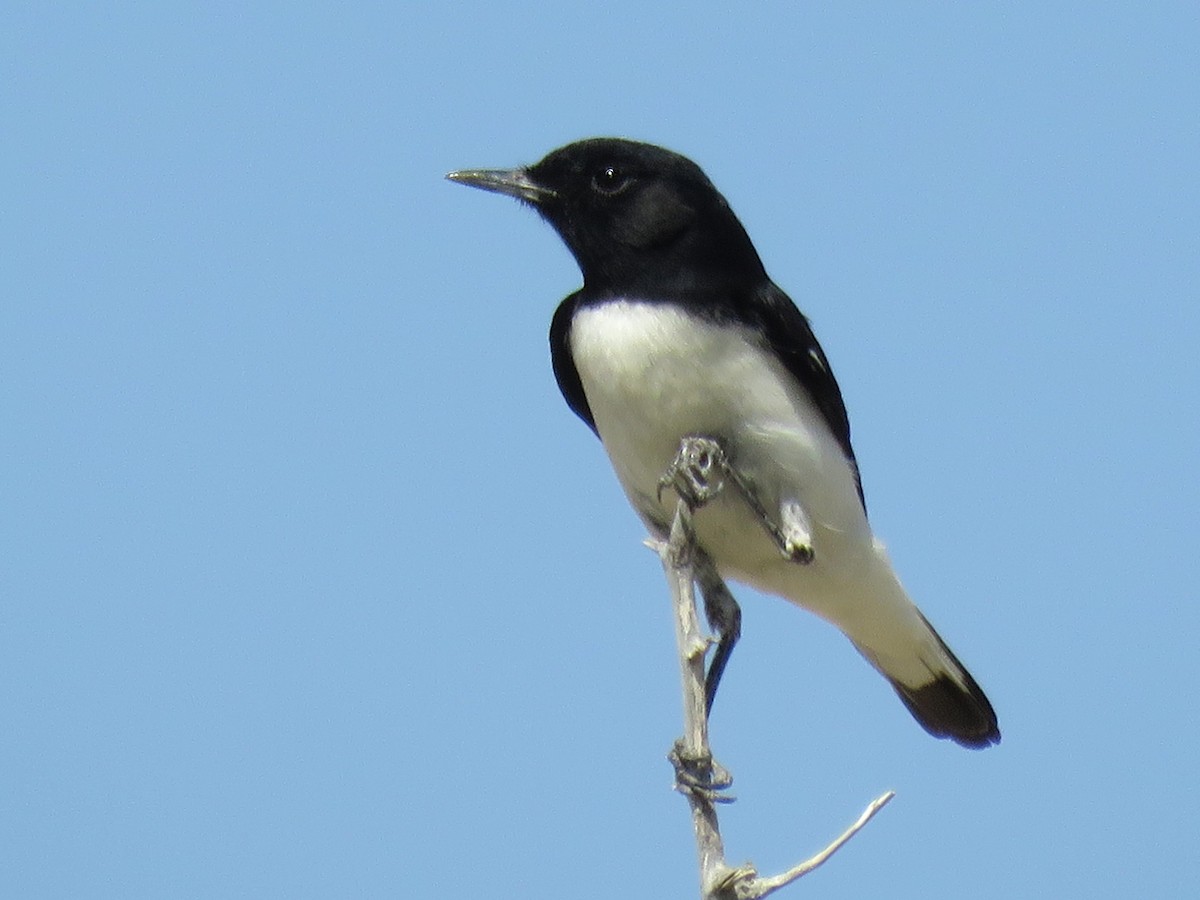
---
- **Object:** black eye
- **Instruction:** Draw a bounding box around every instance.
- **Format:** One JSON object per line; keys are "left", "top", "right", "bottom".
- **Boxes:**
{"left": 591, "top": 165, "right": 634, "bottom": 196}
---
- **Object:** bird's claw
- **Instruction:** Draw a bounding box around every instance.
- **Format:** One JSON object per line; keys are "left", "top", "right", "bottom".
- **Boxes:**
{"left": 669, "top": 741, "right": 735, "bottom": 804}
{"left": 657, "top": 436, "right": 729, "bottom": 509}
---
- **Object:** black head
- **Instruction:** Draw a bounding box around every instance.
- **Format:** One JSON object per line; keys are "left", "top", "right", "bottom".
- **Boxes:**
{"left": 448, "top": 138, "right": 766, "bottom": 294}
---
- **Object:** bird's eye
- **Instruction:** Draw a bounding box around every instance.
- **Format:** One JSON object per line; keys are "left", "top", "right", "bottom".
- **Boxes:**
{"left": 591, "top": 165, "right": 634, "bottom": 196}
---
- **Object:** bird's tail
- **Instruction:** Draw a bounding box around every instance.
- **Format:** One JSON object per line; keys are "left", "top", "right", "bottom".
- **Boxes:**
{"left": 860, "top": 609, "right": 1000, "bottom": 749}
{"left": 827, "top": 553, "right": 1000, "bottom": 749}
{"left": 766, "top": 536, "right": 1001, "bottom": 748}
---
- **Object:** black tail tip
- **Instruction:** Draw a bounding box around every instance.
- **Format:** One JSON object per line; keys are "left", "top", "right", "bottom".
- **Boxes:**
{"left": 891, "top": 673, "right": 1001, "bottom": 750}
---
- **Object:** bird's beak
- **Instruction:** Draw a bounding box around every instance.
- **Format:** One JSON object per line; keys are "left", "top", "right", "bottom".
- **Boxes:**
{"left": 445, "top": 167, "right": 557, "bottom": 204}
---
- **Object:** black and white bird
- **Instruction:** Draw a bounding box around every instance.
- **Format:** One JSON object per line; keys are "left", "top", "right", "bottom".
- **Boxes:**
{"left": 447, "top": 138, "right": 999, "bottom": 749}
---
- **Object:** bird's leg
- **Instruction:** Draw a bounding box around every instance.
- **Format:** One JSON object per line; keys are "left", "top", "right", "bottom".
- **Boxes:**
{"left": 658, "top": 434, "right": 815, "bottom": 565}
{"left": 723, "top": 472, "right": 816, "bottom": 564}
{"left": 695, "top": 551, "right": 741, "bottom": 716}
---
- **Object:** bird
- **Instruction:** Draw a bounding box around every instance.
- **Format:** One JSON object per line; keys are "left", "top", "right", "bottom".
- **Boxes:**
{"left": 447, "top": 138, "right": 1000, "bottom": 749}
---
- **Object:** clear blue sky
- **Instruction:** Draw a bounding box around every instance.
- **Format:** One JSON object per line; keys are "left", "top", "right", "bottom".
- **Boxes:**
{"left": 3, "top": 4, "right": 1198, "bottom": 897}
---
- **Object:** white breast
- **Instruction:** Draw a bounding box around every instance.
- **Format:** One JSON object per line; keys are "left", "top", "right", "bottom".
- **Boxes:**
{"left": 569, "top": 300, "right": 870, "bottom": 581}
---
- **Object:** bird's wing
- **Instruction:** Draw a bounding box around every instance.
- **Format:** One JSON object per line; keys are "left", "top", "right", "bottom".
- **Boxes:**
{"left": 549, "top": 292, "right": 597, "bottom": 434}
{"left": 750, "top": 282, "right": 865, "bottom": 510}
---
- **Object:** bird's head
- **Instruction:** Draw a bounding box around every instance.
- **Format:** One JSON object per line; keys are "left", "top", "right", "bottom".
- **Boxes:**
{"left": 448, "top": 138, "right": 765, "bottom": 294}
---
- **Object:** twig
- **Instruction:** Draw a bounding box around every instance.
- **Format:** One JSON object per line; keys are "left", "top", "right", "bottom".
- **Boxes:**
{"left": 651, "top": 436, "right": 895, "bottom": 899}
{"left": 745, "top": 791, "right": 895, "bottom": 898}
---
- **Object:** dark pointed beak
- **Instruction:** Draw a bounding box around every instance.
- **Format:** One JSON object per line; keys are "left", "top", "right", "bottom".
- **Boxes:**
{"left": 445, "top": 167, "right": 557, "bottom": 204}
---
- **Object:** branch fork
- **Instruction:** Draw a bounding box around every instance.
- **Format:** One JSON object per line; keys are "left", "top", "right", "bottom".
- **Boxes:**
{"left": 651, "top": 436, "right": 894, "bottom": 899}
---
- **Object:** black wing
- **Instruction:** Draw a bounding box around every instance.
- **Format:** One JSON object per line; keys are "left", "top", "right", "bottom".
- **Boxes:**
{"left": 751, "top": 282, "right": 865, "bottom": 510}
{"left": 548, "top": 292, "right": 597, "bottom": 434}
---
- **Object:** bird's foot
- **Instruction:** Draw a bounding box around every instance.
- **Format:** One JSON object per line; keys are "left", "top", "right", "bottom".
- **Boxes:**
{"left": 669, "top": 741, "right": 735, "bottom": 804}
{"left": 657, "top": 436, "right": 729, "bottom": 510}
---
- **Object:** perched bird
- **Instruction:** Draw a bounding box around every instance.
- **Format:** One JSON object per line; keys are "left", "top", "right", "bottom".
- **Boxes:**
{"left": 447, "top": 138, "right": 999, "bottom": 748}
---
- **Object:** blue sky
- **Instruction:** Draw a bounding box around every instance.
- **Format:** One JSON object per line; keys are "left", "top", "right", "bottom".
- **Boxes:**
{"left": 3, "top": 3, "right": 1198, "bottom": 897}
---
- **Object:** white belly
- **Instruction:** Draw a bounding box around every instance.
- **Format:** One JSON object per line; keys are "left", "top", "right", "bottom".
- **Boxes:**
{"left": 568, "top": 299, "right": 962, "bottom": 688}
{"left": 569, "top": 300, "right": 873, "bottom": 600}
